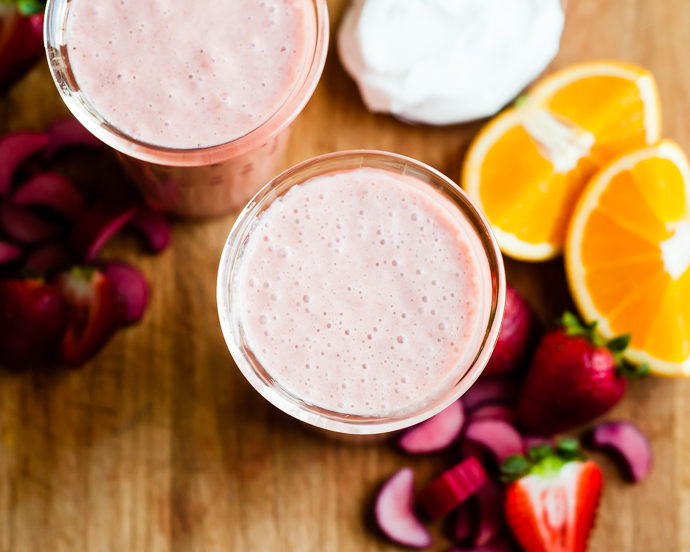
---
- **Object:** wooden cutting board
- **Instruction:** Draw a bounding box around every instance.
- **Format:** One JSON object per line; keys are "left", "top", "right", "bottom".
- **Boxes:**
{"left": 1, "top": 1, "right": 688, "bottom": 550}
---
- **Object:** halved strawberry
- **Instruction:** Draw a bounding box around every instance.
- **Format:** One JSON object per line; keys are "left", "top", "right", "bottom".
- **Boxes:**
{"left": 502, "top": 439, "right": 603, "bottom": 552}
{"left": 0, "top": 274, "right": 67, "bottom": 367}
{"left": 55, "top": 266, "right": 120, "bottom": 366}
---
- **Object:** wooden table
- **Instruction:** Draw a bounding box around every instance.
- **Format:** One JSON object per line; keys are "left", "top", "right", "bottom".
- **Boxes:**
{"left": 1, "top": 1, "right": 689, "bottom": 550}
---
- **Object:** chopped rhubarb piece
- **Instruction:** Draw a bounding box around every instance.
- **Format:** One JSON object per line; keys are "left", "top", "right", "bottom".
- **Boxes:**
{"left": 100, "top": 261, "right": 149, "bottom": 325}
{"left": 25, "top": 242, "right": 73, "bottom": 272}
{"left": 0, "top": 131, "right": 49, "bottom": 194}
{"left": 1, "top": 202, "right": 62, "bottom": 244}
{"left": 450, "top": 534, "right": 516, "bottom": 552}
{"left": 464, "top": 420, "right": 524, "bottom": 464}
{"left": 588, "top": 421, "right": 652, "bottom": 482}
{"left": 453, "top": 502, "right": 475, "bottom": 542}
{"left": 0, "top": 239, "right": 22, "bottom": 265}
{"left": 44, "top": 118, "right": 103, "bottom": 157}
{"left": 473, "top": 481, "right": 505, "bottom": 547}
{"left": 13, "top": 172, "right": 85, "bottom": 219}
{"left": 130, "top": 207, "right": 170, "bottom": 253}
{"left": 461, "top": 377, "right": 519, "bottom": 412}
{"left": 398, "top": 400, "right": 464, "bottom": 454}
{"left": 56, "top": 266, "right": 120, "bottom": 366}
{"left": 418, "top": 457, "right": 488, "bottom": 520}
{"left": 469, "top": 404, "right": 516, "bottom": 424}
{"left": 374, "top": 467, "right": 432, "bottom": 549}
{"left": 69, "top": 197, "right": 138, "bottom": 261}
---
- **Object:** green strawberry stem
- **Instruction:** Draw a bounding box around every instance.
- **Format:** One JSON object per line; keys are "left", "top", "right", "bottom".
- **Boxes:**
{"left": 501, "top": 438, "right": 586, "bottom": 482}
{"left": 560, "top": 311, "right": 649, "bottom": 379}
{"left": 1, "top": 0, "right": 45, "bottom": 16}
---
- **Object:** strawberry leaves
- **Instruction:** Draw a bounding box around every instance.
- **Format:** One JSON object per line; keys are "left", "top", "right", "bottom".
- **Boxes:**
{"left": 560, "top": 311, "right": 649, "bottom": 379}
{"left": 501, "top": 438, "right": 586, "bottom": 482}
{"left": 1, "top": 0, "right": 45, "bottom": 16}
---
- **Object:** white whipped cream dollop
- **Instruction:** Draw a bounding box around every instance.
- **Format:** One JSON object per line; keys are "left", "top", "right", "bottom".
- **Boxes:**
{"left": 337, "top": 0, "right": 565, "bottom": 125}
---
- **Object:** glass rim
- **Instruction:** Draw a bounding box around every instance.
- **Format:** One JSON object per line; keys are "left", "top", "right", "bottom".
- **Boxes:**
{"left": 217, "top": 150, "right": 506, "bottom": 435}
{"left": 43, "top": 0, "right": 329, "bottom": 167}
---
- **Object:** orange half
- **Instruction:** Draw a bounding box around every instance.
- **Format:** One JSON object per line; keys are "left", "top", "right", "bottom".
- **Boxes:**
{"left": 463, "top": 60, "right": 661, "bottom": 261}
{"left": 566, "top": 141, "right": 690, "bottom": 376}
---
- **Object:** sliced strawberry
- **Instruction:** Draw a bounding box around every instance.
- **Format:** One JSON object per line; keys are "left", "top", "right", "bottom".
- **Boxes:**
{"left": 0, "top": 275, "right": 67, "bottom": 367}
{"left": 398, "top": 400, "right": 465, "bottom": 454}
{"left": 374, "top": 467, "right": 432, "bottom": 549}
{"left": 418, "top": 457, "right": 488, "bottom": 520}
{"left": 55, "top": 266, "right": 120, "bottom": 366}
{"left": 502, "top": 439, "right": 603, "bottom": 552}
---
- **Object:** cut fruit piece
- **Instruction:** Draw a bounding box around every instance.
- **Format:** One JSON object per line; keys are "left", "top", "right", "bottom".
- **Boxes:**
{"left": 418, "top": 457, "right": 488, "bottom": 520}
{"left": 483, "top": 286, "right": 540, "bottom": 377}
{"left": 469, "top": 404, "right": 516, "bottom": 424}
{"left": 69, "top": 197, "right": 138, "bottom": 262}
{"left": 100, "top": 261, "right": 149, "bottom": 325}
{"left": 464, "top": 420, "right": 524, "bottom": 464}
{"left": 0, "top": 131, "right": 49, "bottom": 194}
{"left": 454, "top": 502, "right": 475, "bottom": 542}
{"left": 461, "top": 377, "right": 519, "bottom": 412}
{"left": 0, "top": 239, "right": 22, "bottom": 265}
{"left": 473, "top": 481, "right": 505, "bottom": 547}
{"left": 463, "top": 60, "right": 660, "bottom": 261}
{"left": 566, "top": 140, "right": 690, "bottom": 376}
{"left": 45, "top": 118, "right": 103, "bottom": 157}
{"left": 13, "top": 172, "right": 85, "bottom": 219}
{"left": 398, "top": 400, "right": 464, "bottom": 454}
{"left": 56, "top": 266, "right": 120, "bottom": 366}
{"left": 130, "top": 207, "right": 170, "bottom": 253}
{"left": 374, "top": 468, "right": 432, "bottom": 549}
{"left": 587, "top": 421, "right": 652, "bottom": 482}
{"left": 25, "top": 242, "right": 73, "bottom": 272}
{"left": 450, "top": 535, "right": 516, "bottom": 552}
{"left": 1, "top": 202, "right": 63, "bottom": 244}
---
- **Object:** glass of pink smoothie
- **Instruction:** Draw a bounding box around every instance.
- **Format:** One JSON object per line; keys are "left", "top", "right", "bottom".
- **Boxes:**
{"left": 44, "top": 0, "right": 329, "bottom": 218}
{"left": 217, "top": 151, "right": 506, "bottom": 435}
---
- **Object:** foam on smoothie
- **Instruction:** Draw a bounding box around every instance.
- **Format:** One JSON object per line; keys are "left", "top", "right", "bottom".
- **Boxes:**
{"left": 65, "top": 0, "right": 315, "bottom": 149}
{"left": 233, "top": 167, "right": 492, "bottom": 417}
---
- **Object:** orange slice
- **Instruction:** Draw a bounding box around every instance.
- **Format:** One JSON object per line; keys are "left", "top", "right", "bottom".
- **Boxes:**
{"left": 463, "top": 60, "right": 661, "bottom": 261}
{"left": 566, "top": 141, "right": 690, "bottom": 376}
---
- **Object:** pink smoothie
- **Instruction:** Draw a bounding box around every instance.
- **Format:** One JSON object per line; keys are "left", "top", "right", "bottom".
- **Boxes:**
{"left": 65, "top": 0, "right": 315, "bottom": 149}
{"left": 234, "top": 167, "right": 492, "bottom": 417}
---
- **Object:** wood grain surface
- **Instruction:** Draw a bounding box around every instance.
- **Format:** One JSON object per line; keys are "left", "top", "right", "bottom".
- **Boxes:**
{"left": 1, "top": 1, "right": 689, "bottom": 550}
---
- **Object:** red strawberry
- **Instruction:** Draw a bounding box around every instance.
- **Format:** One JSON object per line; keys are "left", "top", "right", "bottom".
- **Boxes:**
{"left": 0, "top": 275, "right": 67, "bottom": 367}
{"left": 484, "top": 286, "right": 540, "bottom": 377}
{"left": 55, "top": 266, "right": 120, "bottom": 366}
{"left": 502, "top": 439, "right": 603, "bottom": 552}
{"left": 516, "top": 312, "right": 647, "bottom": 435}
{"left": 0, "top": 7, "right": 44, "bottom": 94}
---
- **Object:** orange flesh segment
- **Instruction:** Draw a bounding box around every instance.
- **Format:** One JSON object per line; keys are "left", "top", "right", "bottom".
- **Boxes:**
{"left": 544, "top": 75, "right": 648, "bottom": 144}
{"left": 630, "top": 157, "right": 688, "bottom": 223}
{"left": 479, "top": 124, "right": 598, "bottom": 245}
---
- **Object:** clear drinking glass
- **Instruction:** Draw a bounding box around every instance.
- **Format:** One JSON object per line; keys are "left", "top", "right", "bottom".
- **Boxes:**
{"left": 217, "top": 150, "right": 506, "bottom": 435}
{"left": 43, "top": 0, "right": 329, "bottom": 218}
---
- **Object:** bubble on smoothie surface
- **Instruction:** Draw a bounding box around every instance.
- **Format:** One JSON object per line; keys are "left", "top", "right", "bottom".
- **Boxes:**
{"left": 234, "top": 167, "right": 491, "bottom": 417}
